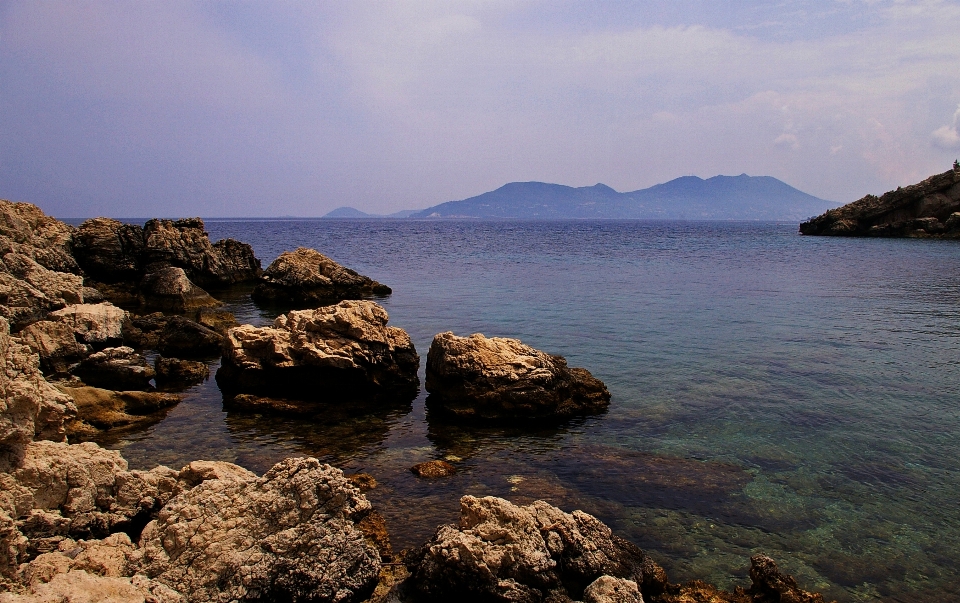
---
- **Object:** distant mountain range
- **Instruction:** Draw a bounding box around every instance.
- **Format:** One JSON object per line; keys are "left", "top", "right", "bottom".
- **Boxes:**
{"left": 323, "top": 174, "right": 837, "bottom": 221}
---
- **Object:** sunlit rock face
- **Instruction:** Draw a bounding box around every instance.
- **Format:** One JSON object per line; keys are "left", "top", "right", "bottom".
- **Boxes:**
{"left": 252, "top": 247, "right": 391, "bottom": 307}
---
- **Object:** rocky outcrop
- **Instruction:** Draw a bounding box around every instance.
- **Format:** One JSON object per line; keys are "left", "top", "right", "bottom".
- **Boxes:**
{"left": 155, "top": 317, "right": 222, "bottom": 358}
{"left": 71, "top": 218, "right": 145, "bottom": 283}
{"left": 72, "top": 348, "right": 154, "bottom": 392}
{"left": 0, "top": 255, "right": 85, "bottom": 332}
{"left": 1, "top": 318, "right": 75, "bottom": 472}
{"left": 57, "top": 386, "right": 180, "bottom": 437}
{"left": 252, "top": 248, "right": 391, "bottom": 307}
{"left": 153, "top": 358, "right": 209, "bottom": 390}
{"left": 800, "top": 165, "right": 960, "bottom": 237}
{"left": 425, "top": 332, "right": 610, "bottom": 421}
{"left": 47, "top": 303, "right": 128, "bottom": 348}
{"left": 138, "top": 267, "right": 220, "bottom": 313}
{"left": 0, "top": 201, "right": 78, "bottom": 276}
{"left": 137, "top": 457, "right": 382, "bottom": 603}
{"left": 141, "top": 218, "right": 260, "bottom": 287}
{"left": 16, "top": 322, "right": 89, "bottom": 377}
{"left": 409, "top": 495, "right": 667, "bottom": 602}
{"left": 216, "top": 300, "right": 419, "bottom": 405}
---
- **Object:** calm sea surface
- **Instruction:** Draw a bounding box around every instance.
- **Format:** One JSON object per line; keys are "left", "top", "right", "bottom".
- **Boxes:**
{"left": 94, "top": 220, "right": 960, "bottom": 602}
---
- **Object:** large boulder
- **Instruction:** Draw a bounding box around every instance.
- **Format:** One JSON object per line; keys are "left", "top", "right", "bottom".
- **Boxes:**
{"left": 16, "top": 321, "right": 90, "bottom": 377}
{"left": 800, "top": 164, "right": 960, "bottom": 237}
{"left": 47, "top": 303, "right": 128, "bottom": 348}
{"left": 72, "top": 348, "right": 154, "bottom": 391}
{"left": 409, "top": 495, "right": 667, "bottom": 602}
{"left": 141, "top": 218, "right": 260, "bottom": 287}
{"left": 138, "top": 267, "right": 220, "bottom": 313}
{"left": 0, "top": 201, "right": 78, "bottom": 276}
{"left": 155, "top": 317, "right": 222, "bottom": 358}
{"left": 137, "top": 457, "right": 382, "bottom": 603}
{"left": 71, "top": 218, "right": 145, "bottom": 283}
{"left": 425, "top": 332, "right": 610, "bottom": 421}
{"left": 251, "top": 248, "right": 391, "bottom": 307}
{"left": 216, "top": 300, "right": 419, "bottom": 405}
{"left": 0, "top": 318, "right": 75, "bottom": 472}
{"left": 0, "top": 255, "right": 84, "bottom": 332}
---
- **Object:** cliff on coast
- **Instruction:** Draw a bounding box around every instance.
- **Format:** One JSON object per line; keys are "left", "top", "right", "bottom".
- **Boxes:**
{"left": 800, "top": 162, "right": 960, "bottom": 237}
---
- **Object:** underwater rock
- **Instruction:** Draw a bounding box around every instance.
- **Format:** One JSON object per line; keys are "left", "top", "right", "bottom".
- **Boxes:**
{"left": 408, "top": 495, "right": 667, "bottom": 602}
{"left": 139, "top": 267, "right": 220, "bottom": 313}
{"left": 425, "top": 332, "right": 610, "bottom": 421}
{"left": 251, "top": 247, "right": 391, "bottom": 307}
{"left": 194, "top": 307, "right": 237, "bottom": 333}
{"left": 153, "top": 357, "right": 209, "bottom": 390}
{"left": 137, "top": 457, "right": 381, "bottom": 603}
{"left": 216, "top": 300, "right": 419, "bottom": 404}
{"left": 800, "top": 164, "right": 960, "bottom": 237}
{"left": 410, "top": 460, "right": 457, "bottom": 478}
{"left": 72, "top": 347, "right": 154, "bottom": 391}
{"left": 57, "top": 385, "right": 180, "bottom": 436}
{"left": 155, "top": 317, "right": 222, "bottom": 358}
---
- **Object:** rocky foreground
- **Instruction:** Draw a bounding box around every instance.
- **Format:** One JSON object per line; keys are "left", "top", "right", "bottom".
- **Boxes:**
{"left": 0, "top": 199, "right": 835, "bottom": 602}
{"left": 800, "top": 162, "right": 960, "bottom": 237}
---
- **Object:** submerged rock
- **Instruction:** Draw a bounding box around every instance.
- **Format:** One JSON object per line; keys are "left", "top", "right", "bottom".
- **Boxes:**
{"left": 410, "top": 460, "right": 457, "bottom": 478}
{"left": 72, "top": 347, "right": 154, "bottom": 391}
{"left": 216, "top": 300, "right": 419, "bottom": 405}
{"left": 425, "top": 332, "right": 610, "bottom": 421}
{"left": 408, "top": 495, "right": 667, "bottom": 602}
{"left": 800, "top": 164, "right": 960, "bottom": 237}
{"left": 137, "top": 457, "right": 381, "bottom": 603}
{"left": 138, "top": 267, "right": 220, "bottom": 313}
{"left": 194, "top": 308, "right": 237, "bottom": 333}
{"left": 57, "top": 385, "right": 180, "bottom": 437}
{"left": 252, "top": 247, "right": 391, "bottom": 307}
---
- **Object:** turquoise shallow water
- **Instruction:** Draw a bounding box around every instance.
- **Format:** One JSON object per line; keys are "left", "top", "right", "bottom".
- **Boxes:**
{"left": 95, "top": 220, "right": 960, "bottom": 602}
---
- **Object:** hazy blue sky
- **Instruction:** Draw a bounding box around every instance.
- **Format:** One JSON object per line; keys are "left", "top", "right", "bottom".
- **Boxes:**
{"left": 2, "top": 1, "right": 959, "bottom": 217}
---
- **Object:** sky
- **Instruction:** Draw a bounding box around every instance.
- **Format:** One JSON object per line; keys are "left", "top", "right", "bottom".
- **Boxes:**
{"left": 1, "top": 0, "right": 960, "bottom": 218}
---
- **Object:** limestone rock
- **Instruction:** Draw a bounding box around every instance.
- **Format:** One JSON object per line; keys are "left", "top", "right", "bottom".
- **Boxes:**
{"left": 9, "top": 441, "right": 182, "bottom": 543}
{"left": 16, "top": 321, "right": 90, "bottom": 377}
{"left": 800, "top": 165, "right": 960, "bottom": 237}
{"left": 0, "top": 201, "right": 78, "bottom": 276}
{"left": 252, "top": 248, "right": 391, "bottom": 307}
{"left": 425, "top": 332, "right": 610, "bottom": 421}
{"left": 71, "top": 218, "right": 145, "bottom": 283}
{"left": 137, "top": 457, "right": 381, "bottom": 603}
{"left": 155, "top": 317, "right": 222, "bottom": 358}
{"left": 121, "top": 313, "right": 167, "bottom": 350}
{"left": 1, "top": 318, "right": 74, "bottom": 472}
{"left": 216, "top": 300, "right": 419, "bottom": 404}
{"left": 0, "top": 569, "right": 183, "bottom": 603}
{"left": 142, "top": 218, "right": 260, "bottom": 287}
{"left": 73, "top": 348, "right": 154, "bottom": 391}
{"left": 409, "top": 496, "right": 667, "bottom": 603}
{"left": 175, "top": 460, "right": 255, "bottom": 489}
{"left": 747, "top": 554, "right": 828, "bottom": 603}
{"left": 583, "top": 575, "right": 643, "bottom": 603}
{"left": 410, "top": 460, "right": 456, "bottom": 478}
{"left": 138, "top": 268, "right": 219, "bottom": 313}
{"left": 57, "top": 386, "right": 180, "bottom": 436}
{"left": 47, "top": 304, "right": 128, "bottom": 348}
{"left": 153, "top": 358, "right": 208, "bottom": 390}
{"left": 0, "top": 255, "right": 84, "bottom": 331}
{"left": 194, "top": 308, "right": 237, "bottom": 334}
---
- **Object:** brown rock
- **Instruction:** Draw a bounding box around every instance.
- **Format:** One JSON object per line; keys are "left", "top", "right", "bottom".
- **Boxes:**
{"left": 155, "top": 316, "right": 222, "bottom": 358}
{"left": 139, "top": 267, "right": 220, "bottom": 313}
{"left": 154, "top": 357, "right": 209, "bottom": 390}
{"left": 0, "top": 200, "right": 78, "bottom": 275}
{"left": 346, "top": 473, "right": 378, "bottom": 492}
{"left": 16, "top": 321, "right": 89, "bottom": 377}
{"left": 216, "top": 300, "right": 419, "bottom": 405}
{"left": 194, "top": 307, "right": 237, "bottom": 333}
{"left": 0, "top": 254, "right": 84, "bottom": 331}
{"left": 142, "top": 218, "right": 260, "bottom": 287}
{"left": 57, "top": 385, "right": 179, "bottom": 434}
{"left": 71, "top": 218, "right": 145, "bottom": 283}
{"left": 175, "top": 460, "right": 256, "bottom": 489}
{"left": 72, "top": 347, "right": 154, "bottom": 391}
{"left": 800, "top": 164, "right": 960, "bottom": 237}
{"left": 410, "top": 460, "right": 457, "bottom": 478}
{"left": 425, "top": 332, "right": 610, "bottom": 421}
{"left": 47, "top": 303, "right": 128, "bottom": 348}
{"left": 252, "top": 247, "right": 391, "bottom": 307}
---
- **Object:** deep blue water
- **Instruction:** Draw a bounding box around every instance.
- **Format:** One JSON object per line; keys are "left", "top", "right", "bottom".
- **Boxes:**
{"left": 97, "top": 220, "right": 960, "bottom": 602}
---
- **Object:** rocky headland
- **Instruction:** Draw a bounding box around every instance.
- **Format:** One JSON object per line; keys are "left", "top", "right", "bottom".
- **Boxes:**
{"left": 425, "top": 332, "right": 610, "bottom": 421}
{"left": 800, "top": 163, "right": 960, "bottom": 237}
{"left": 0, "top": 198, "right": 835, "bottom": 602}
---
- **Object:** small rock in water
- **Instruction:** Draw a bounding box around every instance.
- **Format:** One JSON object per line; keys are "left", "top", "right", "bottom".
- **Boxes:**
{"left": 72, "top": 347, "right": 154, "bottom": 391}
{"left": 252, "top": 247, "right": 391, "bottom": 307}
{"left": 410, "top": 460, "right": 457, "bottom": 478}
{"left": 154, "top": 357, "right": 209, "bottom": 389}
{"left": 346, "top": 473, "right": 378, "bottom": 491}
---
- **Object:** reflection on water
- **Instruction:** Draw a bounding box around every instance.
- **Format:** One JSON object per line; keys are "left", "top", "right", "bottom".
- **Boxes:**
{"left": 93, "top": 220, "right": 960, "bottom": 603}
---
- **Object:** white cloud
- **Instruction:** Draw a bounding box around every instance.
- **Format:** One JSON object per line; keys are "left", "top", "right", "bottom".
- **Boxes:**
{"left": 931, "top": 104, "right": 960, "bottom": 150}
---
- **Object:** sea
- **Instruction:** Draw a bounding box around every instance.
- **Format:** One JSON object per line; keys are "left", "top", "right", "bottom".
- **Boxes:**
{"left": 88, "top": 219, "right": 960, "bottom": 602}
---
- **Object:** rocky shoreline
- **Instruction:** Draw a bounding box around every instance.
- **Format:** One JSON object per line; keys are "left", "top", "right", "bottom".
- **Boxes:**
{"left": 0, "top": 199, "right": 834, "bottom": 602}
